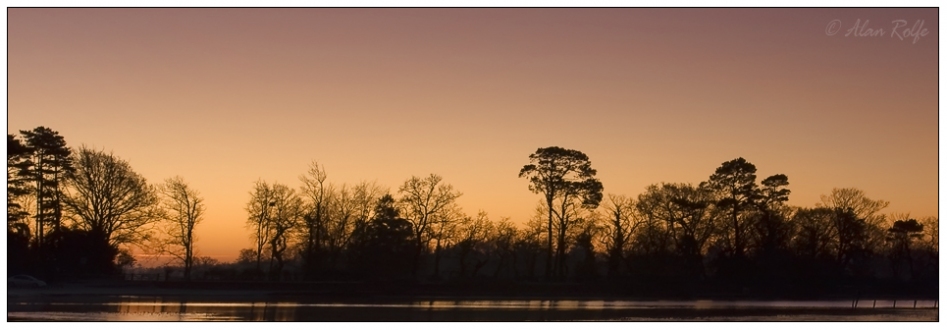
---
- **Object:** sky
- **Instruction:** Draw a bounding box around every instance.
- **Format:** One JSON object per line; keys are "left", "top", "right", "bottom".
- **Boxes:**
{"left": 6, "top": 8, "right": 938, "bottom": 262}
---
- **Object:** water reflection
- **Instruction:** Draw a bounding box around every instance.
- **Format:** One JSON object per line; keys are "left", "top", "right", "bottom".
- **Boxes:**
{"left": 7, "top": 297, "right": 938, "bottom": 321}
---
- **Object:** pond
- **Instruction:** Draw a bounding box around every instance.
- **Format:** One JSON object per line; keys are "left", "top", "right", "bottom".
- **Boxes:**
{"left": 7, "top": 297, "right": 938, "bottom": 321}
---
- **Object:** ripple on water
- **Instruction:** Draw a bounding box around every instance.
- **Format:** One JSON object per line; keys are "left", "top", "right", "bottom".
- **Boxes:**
{"left": 7, "top": 311, "right": 241, "bottom": 321}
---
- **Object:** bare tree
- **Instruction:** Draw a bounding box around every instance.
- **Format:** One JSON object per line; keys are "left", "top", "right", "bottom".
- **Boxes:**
{"left": 601, "top": 194, "right": 639, "bottom": 277}
{"left": 398, "top": 174, "right": 462, "bottom": 277}
{"left": 63, "top": 146, "right": 160, "bottom": 246}
{"left": 791, "top": 207, "right": 835, "bottom": 260}
{"left": 516, "top": 208, "right": 548, "bottom": 279}
{"left": 819, "top": 188, "right": 890, "bottom": 221}
{"left": 325, "top": 184, "right": 356, "bottom": 265}
{"left": 299, "top": 161, "right": 329, "bottom": 274}
{"left": 489, "top": 217, "right": 518, "bottom": 278}
{"left": 818, "top": 187, "right": 890, "bottom": 249}
{"left": 349, "top": 181, "right": 384, "bottom": 246}
{"left": 919, "top": 216, "right": 938, "bottom": 253}
{"left": 246, "top": 180, "right": 275, "bottom": 273}
{"left": 158, "top": 176, "right": 205, "bottom": 280}
{"left": 549, "top": 183, "right": 601, "bottom": 279}
{"left": 245, "top": 180, "right": 302, "bottom": 280}
{"left": 455, "top": 210, "right": 493, "bottom": 278}
{"left": 266, "top": 183, "right": 302, "bottom": 280}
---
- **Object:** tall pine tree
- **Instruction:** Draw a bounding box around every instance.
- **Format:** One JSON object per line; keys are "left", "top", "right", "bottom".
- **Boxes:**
{"left": 20, "top": 127, "right": 74, "bottom": 247}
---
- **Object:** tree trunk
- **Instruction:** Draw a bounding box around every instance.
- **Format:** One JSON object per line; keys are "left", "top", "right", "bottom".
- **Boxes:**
{"left": 433, "top": 239, "right": 443, "bottom": 279}
{"left": 545, "top": 197, "right": 554, "bottom": 280}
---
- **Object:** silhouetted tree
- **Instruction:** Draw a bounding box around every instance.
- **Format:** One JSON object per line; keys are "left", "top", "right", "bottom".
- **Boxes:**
{"left": 519, "top": 146, "right": 603, "bottom": 279}
{"left": 246, "top": 180, "right": 275, "bottom": 274}
{"left": 489, "top": 217, "right": 518, "bottom": 278}
{"left": 571, "top": 225, "right": 600, "bottom": 282}
{"left": 791, "top": 207, "right": 835, "bottom": 260}
{"left": 831, "top": 207, "right": 872, "bottom": 277}
{"left": 398, "top": 174, "right": 462, "bottom": 278}
{"left": 349, "top": 194, "right": 414, "bottom": 279}
{"left": 750, "top": 174, "right": 793, "bottom": 285}
{"left": 455, "top": 211, "right": 493, "bottom": 278}
{"left": 20, "top": 127, "right": 75, "bottom": 247}
{"left": 630, "top": 191, "right": 673, "bottom": 259}
{"left": 44, "top": 228, "right": 118, "bottom": 279}
{"left": 601, "top": 194, "right": 637, "bottom": 278}
{"left": 265, "top": 183, "right": 303, "bottom": 280}
{"left": 322, "top": 183, "right": 360, "bottom": 270}
{"left": 158, "top": 176, "right": 205, "bottom": 280}
{"left": 919, "top": 216, "right": 937, "bottom": 253}
{"left": 514, "top": 213, "right": 546, "bottom": 280}
{"left": 886, "top": 218, "right": 924, "bottom": 281}
{"left": 818, "top": 188, "right": 889, "bottom": 251}
{"left": 299, "top": 161, "right": 329, "bottom": 277}
{"left": 431, "top": 204, "right": 465, "bottom": 280}
{"left": 7, "top": 134, "right": 33, "bottom": 227}
{"left": 63, "top": 147, "right": 160, "bottom": 246}
{"left": 635, "top": 183, "right": 717, "bottom": 282}
{"left": 704, "top": 157, "right": 758, "bottom": 259}
{"left": 913, "top": 216, "right": 939, "bottom": 285}
{"left": 339, "top": 181, "right": 385, "bottom": 271}
{"left": 8, "top": 134, "right": 35, "bottom": 274}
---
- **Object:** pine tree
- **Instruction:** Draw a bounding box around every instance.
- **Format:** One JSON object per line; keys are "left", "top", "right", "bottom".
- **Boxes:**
{"left": 20, "top": 127, "right": 74, "bottom": 247}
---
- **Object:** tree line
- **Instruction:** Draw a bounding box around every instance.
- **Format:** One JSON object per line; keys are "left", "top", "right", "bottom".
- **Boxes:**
{"left": 7, "top": 130, "right": 938, "bottom": 297}
{"left": 8, "top": 127, "right": 203, "bottom": 280}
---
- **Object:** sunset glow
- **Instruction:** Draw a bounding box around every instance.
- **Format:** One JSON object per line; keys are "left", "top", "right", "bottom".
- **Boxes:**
{"left": 7, "top": 8, "right": 938, "bottom": 263}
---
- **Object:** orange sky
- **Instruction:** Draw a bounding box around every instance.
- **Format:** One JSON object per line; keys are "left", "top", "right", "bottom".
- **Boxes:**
{"left": 6, "top": 8, "right": 938, "bottom": 262}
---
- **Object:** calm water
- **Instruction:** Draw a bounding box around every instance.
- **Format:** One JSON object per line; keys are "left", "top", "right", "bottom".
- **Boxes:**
{"left": 7, "top": 297, "right": 939, "bottom": 321}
